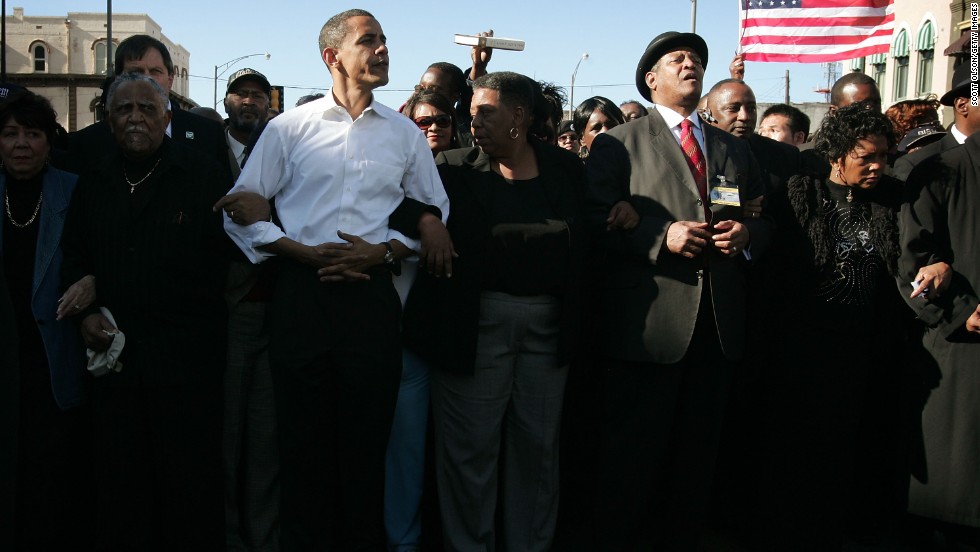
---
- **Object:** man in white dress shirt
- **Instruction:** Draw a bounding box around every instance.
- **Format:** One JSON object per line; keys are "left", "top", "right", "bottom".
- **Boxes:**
{"left": 221, "top": 8, "right": 449, "bottom": 550}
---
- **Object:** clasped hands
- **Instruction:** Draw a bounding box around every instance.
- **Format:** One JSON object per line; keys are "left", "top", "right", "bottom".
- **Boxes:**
{"left": 666, "top": 220, "right": 749, "bottom": 259}
{"left": 305, "top": 221, "right": 458, "bottom": 283}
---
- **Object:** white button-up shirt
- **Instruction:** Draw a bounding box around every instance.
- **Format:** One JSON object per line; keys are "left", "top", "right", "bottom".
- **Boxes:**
{"left": 225, "top": 91, "right": 449, "bottom": 263}
{"left": 654, "top": 104, "right": 707, "bottom": 155}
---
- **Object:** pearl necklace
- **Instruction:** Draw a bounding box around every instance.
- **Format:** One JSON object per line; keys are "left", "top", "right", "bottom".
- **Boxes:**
{"left": 4, "top": 189, "right": 43, "bottom": 228}
{"left": 124, "top": 158, "right": 162, "bottom": 194}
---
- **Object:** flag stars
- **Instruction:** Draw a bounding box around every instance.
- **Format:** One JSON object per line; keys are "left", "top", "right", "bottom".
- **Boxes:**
{"left": 769, "top": 0, "right": 774, "bottom": 5}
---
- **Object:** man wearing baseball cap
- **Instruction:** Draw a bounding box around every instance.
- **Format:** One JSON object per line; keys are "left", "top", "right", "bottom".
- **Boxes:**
{"left": 223, "top": 68, "right": 272, "bottom": 176}
{"left": 584, "top": 31, "right": 767, "bottom": 549}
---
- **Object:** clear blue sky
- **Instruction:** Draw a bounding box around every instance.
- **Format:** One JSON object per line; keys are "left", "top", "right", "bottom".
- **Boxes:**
{"left": 40, "top": 0, "right": 834, "bottom": 111}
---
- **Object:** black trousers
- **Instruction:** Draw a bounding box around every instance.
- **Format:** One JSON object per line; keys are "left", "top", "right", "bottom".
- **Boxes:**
{"left": 93, "top": 374, "right": 223, "bottom": 552}
{"left": 595, "top": 290, "right": 733, "bottom": 551}
{"left": 269, "top": 262, "right": 402, "bottom": 551}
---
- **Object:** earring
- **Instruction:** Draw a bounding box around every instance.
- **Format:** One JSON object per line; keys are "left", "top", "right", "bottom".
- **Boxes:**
{"left": 509, "top": 127, "right": 520, "bottom": 140}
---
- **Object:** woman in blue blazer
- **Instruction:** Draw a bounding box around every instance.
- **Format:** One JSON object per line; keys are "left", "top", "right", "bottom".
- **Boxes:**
{"left": 0, "top": 88, "right": 93, "bottom": 550}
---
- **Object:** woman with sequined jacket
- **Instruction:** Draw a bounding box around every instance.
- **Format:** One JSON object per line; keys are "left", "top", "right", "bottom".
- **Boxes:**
{"left": 743, "top": 104, "right": 918, "bottom": 551}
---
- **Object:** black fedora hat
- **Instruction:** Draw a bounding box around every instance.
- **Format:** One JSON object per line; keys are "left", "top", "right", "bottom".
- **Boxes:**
{"left": 940, "top": 62, "right": 976, "bottom": 106}
{"left": 635, "top": 31, "right": 709, "bottom": 102}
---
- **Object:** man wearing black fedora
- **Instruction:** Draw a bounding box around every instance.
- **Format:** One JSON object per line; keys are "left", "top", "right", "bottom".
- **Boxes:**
{"left": 584, "top": 31, "right": 768, "bottom": 549}
{"left": 893, "top": 61, "right": 980, "bottom": 181}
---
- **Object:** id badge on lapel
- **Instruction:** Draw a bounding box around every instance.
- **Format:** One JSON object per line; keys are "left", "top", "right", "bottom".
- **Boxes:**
{"left": 708, "top": 175, "right": 740, "bottom": 207}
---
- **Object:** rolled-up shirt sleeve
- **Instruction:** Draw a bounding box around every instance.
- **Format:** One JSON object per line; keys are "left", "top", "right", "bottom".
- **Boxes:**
{"left": 388, "top": 130, "right": 450, "bottom": 252}
{"left": 223, "top": 125, "right": 289, "bottom": 263}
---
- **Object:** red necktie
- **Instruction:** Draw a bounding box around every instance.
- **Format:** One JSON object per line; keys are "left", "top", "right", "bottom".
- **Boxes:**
{"left": 680, "top": 119, "right": 710, "bottom": 221}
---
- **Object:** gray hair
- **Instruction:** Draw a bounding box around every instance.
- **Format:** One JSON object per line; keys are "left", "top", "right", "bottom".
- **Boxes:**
{"left": 318, "top": 9, "right": 374, "bottom": 52}
{"left": 105, "top": 73, "right": 169, "bottom": 111}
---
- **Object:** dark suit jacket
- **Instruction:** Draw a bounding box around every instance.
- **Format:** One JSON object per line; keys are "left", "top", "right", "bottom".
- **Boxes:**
{"left": 747, "top": 132, "right": 801, "bottom": 194}
{"left": 61, "top": 138, "right": 230, "bottom": 387}
{"left": 57, "top": 103, "right": 232, "bottom": 184}
{"left": 402, "top": 140, "right": 586, "bottom": 374}
{"left": 584, "top": 108, "right": 770, "bottom": 364}
{"left": 892, "top": 130, "right": 960, "bottom": 182}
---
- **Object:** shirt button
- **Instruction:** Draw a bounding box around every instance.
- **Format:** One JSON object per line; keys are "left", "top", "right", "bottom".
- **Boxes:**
{"left": 696, "top": 270, "right": 703, "bottom": 280}
{"left": 696, "top": 199, "right": 703, "bottom": 206}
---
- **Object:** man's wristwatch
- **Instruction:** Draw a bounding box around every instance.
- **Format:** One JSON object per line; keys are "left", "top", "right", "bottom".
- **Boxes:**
{"left": 382, "top": 241, "right": 401, "bottom": 276}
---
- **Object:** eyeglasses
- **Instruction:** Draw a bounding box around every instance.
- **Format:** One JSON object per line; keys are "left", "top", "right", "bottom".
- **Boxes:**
{"left": 414, "top": 114, "right": 452, "bottom": 129}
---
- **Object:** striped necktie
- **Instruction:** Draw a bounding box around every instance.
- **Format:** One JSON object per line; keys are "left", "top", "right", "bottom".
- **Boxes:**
{"left": 680, "top": 118, "right": 710, "bottom": 221}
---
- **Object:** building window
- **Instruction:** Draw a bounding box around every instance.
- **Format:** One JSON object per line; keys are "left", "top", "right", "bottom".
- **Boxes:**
{"left": 869, "top": 53, "right": 887, "bottom": 92}
{"left": 915, "top": 21, "right": 936, "bottom": 96}
{"left": 90, "top": 97, "right": 104, "bottom": 122}
{"left": 851, "top": 57, "right": 866, "bottom": 73}
{"left": 892, "top": 30, "right": 910, "bottom": 101}
{"left": 31, "top": 42, "right": 48, "bottom": 72}
{"left": 94, "top": 40, "right": 115, "bottom": 75}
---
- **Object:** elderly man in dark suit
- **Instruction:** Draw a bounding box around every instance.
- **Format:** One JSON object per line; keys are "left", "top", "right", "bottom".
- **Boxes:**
{"left": 61, "top": 73, "right": 230, "bottom": 551}
{"left": 584, "top": 31, "right": 768, "bottom": 550}
{"left": 58, "top": 34, "right": 230, "bottom": 180}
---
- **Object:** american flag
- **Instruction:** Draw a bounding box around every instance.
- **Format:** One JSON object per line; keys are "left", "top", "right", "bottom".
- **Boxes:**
{"left": 738, "top": 0, "right": 894, "bottom": 63}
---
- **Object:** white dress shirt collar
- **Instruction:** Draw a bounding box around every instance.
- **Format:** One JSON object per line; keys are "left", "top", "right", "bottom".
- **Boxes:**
{"left": 653, "top": 104, "right": 706, "bottom": 153}
{"left": 951, "top": 122, "right": 968, "bottom": 145}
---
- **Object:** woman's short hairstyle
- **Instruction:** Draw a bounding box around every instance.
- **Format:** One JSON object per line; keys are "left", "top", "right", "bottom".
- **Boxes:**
{"left": 403, "top": 90, "right": 460, "bottom": 149}
{"left": 573, "top": 96, "right": 625, "bottom": 136}
{"left": 814, "top": 102, "right": 894, "bottom": 163}
{"left": 0, "top": 89, "right": 59, "bottom": 147}
{"left": 472, "top": 71, "right": 535, "bottom": 116}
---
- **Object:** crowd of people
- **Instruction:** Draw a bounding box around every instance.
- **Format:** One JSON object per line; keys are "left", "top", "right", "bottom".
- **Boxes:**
{"left": 1, "top": 7, "right": 978, "bottom": 552}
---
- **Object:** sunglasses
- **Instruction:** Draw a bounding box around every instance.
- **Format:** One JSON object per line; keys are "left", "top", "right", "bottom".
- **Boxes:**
{"left": 414, "top": 114, "right": 453, "bottom": 129}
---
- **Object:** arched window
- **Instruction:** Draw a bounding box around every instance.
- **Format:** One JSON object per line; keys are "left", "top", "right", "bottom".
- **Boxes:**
{"left": 31, "top": 42, "right": 48, "bottom": 72}
{"left": 915, "top": 21, "right": 936, "bottom": 96}
{"left": 94, "top": 40, "right": 116, "bottom": 75}
{"left": 892, "top": 30, "right": 909, "bottom": 101}
{"left": 869, "top": 53, "right": 887, "bottom": 92}
{"left": 90, "top": 97, "right": 105, "bottom": 122}
{"left": 850, "top": 57, "right": 866, "bottom": 73}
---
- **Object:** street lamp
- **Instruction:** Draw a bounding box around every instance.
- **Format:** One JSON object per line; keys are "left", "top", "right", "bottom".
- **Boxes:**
{"left": 214, "top": 52, "right": 270, "bottom": 107}
{"left": 568, "top": 53, "right": 589, "bottom": 121}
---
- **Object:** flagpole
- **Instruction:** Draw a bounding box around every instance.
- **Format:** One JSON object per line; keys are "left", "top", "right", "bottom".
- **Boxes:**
{"left": 691, "top": 0, "right": 697, "bottom": 33}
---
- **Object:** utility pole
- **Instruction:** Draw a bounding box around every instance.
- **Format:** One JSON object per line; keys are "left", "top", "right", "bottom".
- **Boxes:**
{"left": 785, "top": 69, "right": 790, "bottom": 104}
{"left": 2, "top": 0, "right": 7, "bottom": 80}
{"left": 106, "top": 0, "right": 113, "bottom": 76}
